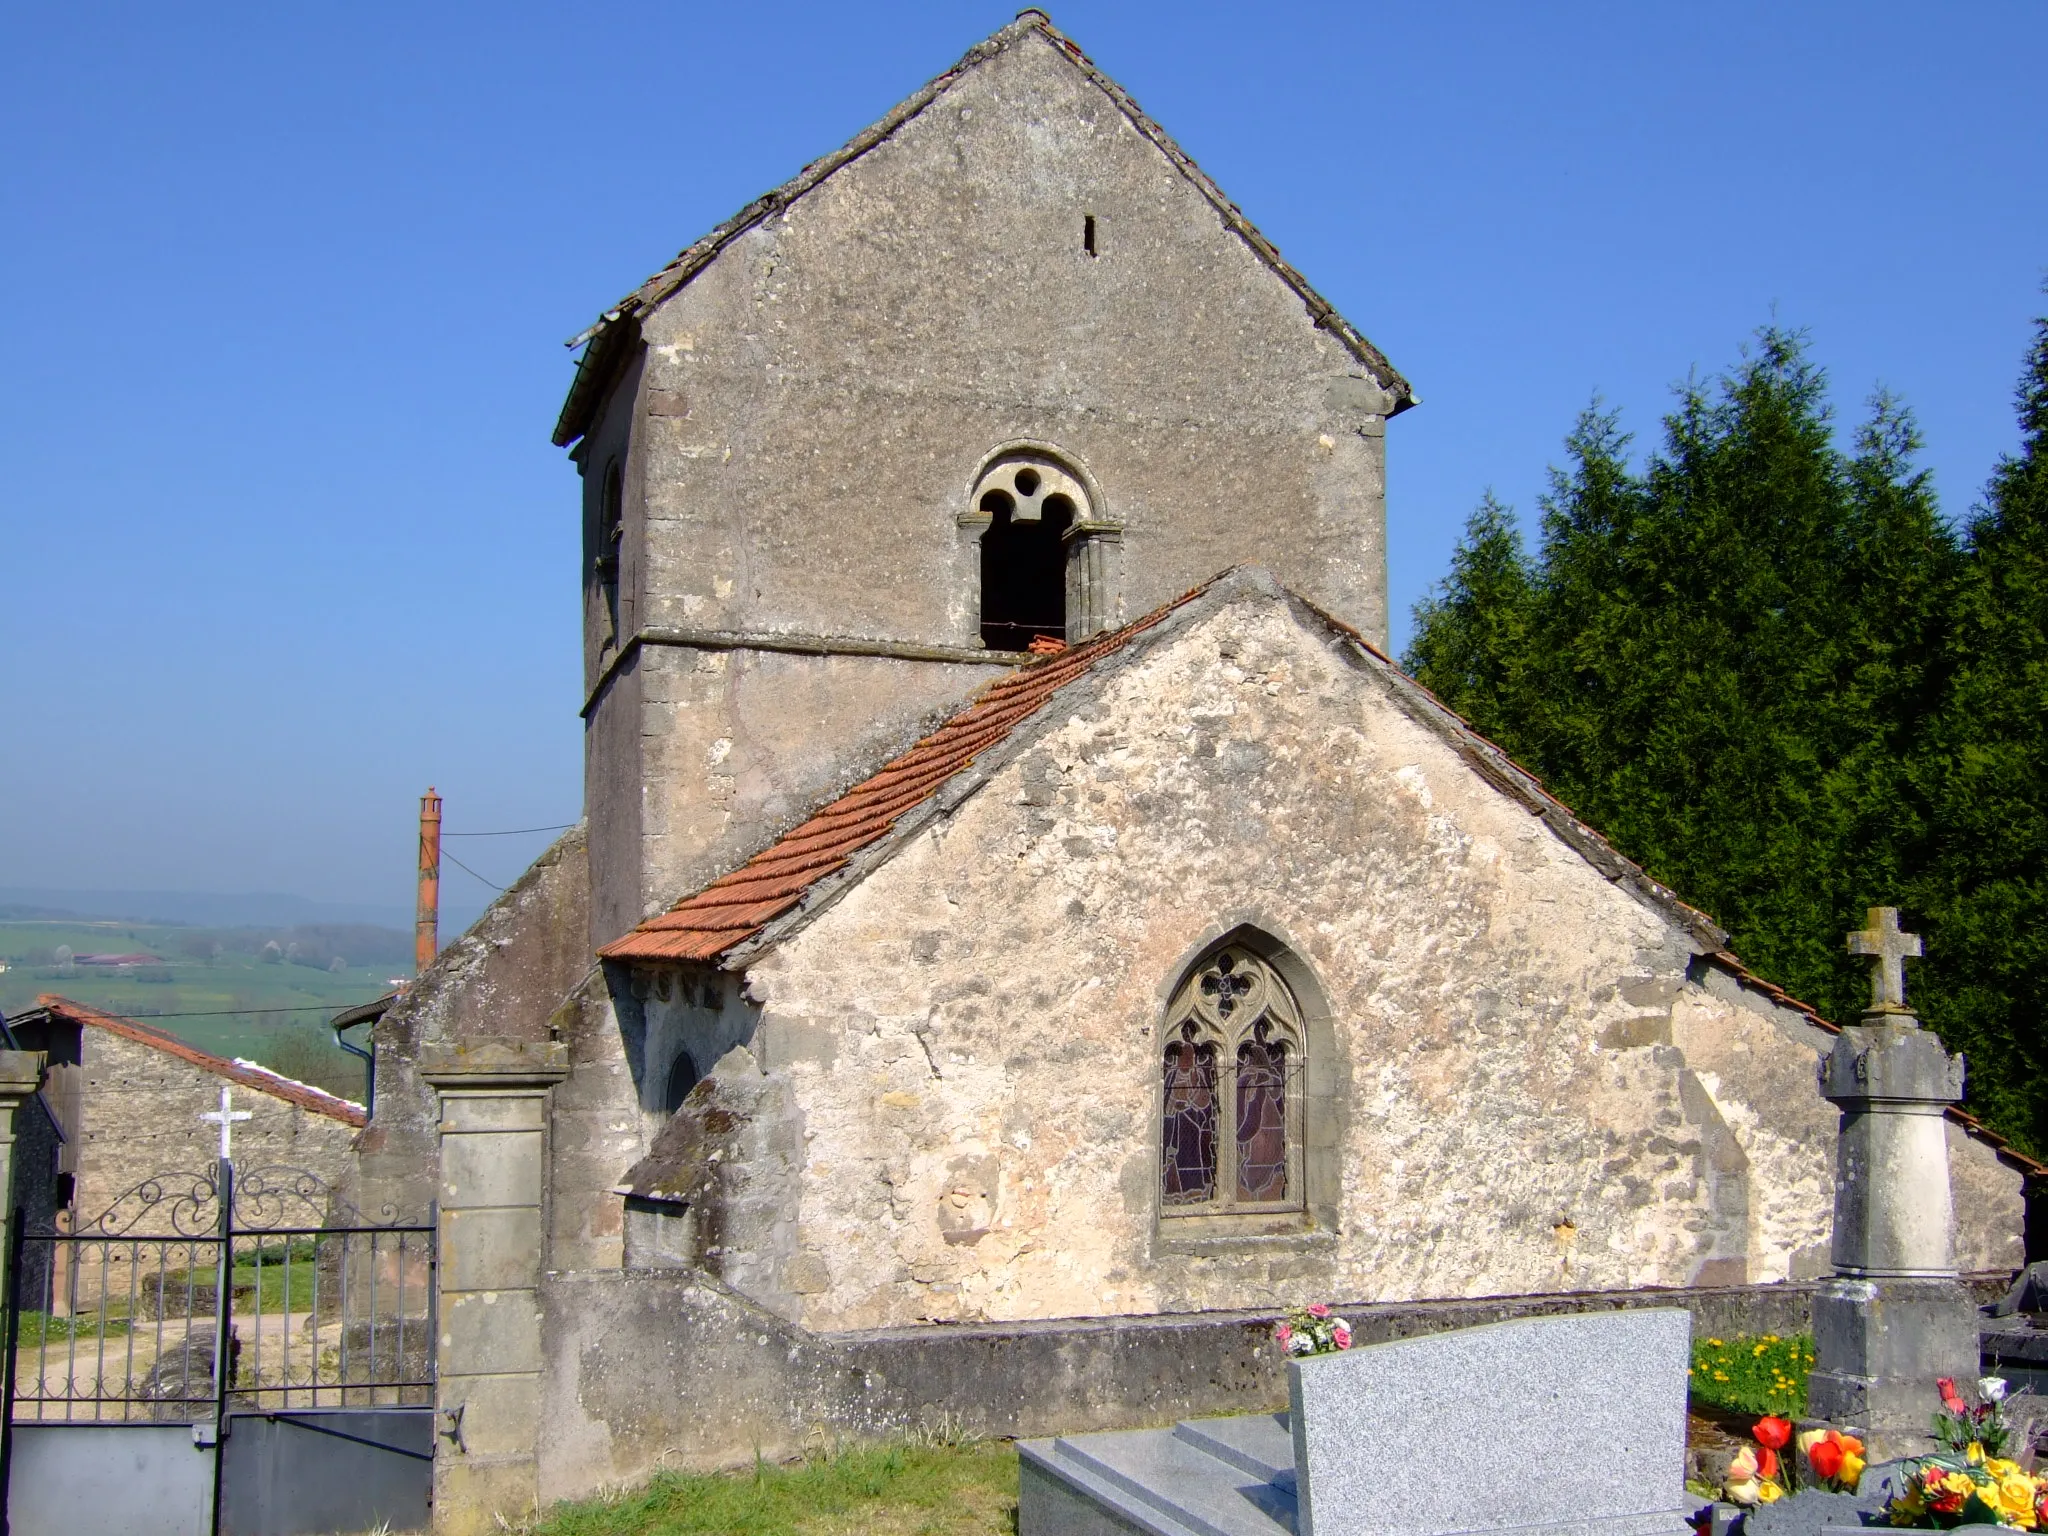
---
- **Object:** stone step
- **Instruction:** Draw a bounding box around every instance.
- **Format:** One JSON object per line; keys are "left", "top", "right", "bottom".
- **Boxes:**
{"left": 1020, "top": 1424, "right": 1296, "bottom": 1536}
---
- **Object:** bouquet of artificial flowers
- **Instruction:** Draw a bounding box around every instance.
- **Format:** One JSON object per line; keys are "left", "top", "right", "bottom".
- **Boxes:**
{"left": 1273, "top": 1303, "right": 1352, "bottom": 1358}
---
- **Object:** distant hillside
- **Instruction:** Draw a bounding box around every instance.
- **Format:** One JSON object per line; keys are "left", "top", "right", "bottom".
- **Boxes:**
{"left": 0, "top": 886, "right": 485, "bottom": 936}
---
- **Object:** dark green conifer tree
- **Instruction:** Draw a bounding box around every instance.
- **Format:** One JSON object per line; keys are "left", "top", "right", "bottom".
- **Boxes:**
{"left": 1407, "top": 329, "right": 1958, "bottom": 1044}
{"left": 1404, "top": 492, "right": 1535, "bottom": 742}
{"left": 1911, "top": 305, "right": 2048, "bottom": 1153}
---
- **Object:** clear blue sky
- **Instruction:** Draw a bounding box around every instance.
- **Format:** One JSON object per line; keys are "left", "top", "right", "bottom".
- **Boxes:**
{"left": 4, "top": 1, "right": 2043, "bottom": 924}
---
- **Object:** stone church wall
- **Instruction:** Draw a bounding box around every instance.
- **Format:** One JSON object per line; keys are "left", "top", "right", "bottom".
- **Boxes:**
{"left": 653, "top": 590, "right": 2023, "bottom": 1331}
{"left": 578, "top": 26, "right": 1398, "bottom": 947}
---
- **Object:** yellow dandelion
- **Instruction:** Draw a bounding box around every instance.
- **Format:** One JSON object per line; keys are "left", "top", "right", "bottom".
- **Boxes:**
{"left": 1708, "top": 1339, "right": 1724, "bottom": 1348}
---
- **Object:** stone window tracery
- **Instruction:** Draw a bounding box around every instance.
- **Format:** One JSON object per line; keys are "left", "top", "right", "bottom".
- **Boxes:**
{"left": 1159, "top": 946, "right": 1305, "bottom": 1218}
{"left": 964, "top": 450, "right": 1122, "bottom": 650}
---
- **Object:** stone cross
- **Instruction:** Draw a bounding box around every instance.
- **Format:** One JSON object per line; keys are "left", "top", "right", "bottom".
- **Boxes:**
{"left": 200, "top": 1085, "right": 252, "bottom": 1160}
{"left": 1847, "top": 906, "right": 1922, "bottom": 1015}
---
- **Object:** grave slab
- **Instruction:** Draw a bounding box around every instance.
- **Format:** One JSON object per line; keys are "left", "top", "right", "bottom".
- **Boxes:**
{"left": 1020, "top": 1309, "right": 1694, "bottom": 1536}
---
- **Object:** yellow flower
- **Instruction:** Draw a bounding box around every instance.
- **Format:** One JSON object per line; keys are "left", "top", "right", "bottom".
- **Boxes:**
{"left": 1708, "top": 1339, "right": 1724, "bottom": 1348}
{"left": 1839, "top": 1451, "right": 1865, "bottom": 1489}
{"left": 1754, "top": 1343, "right": 1768, "bottom": 1355}
{"left": 1967, "top": 1442, "right": 1986, "bottom": 1466}
{"left": 1997, "top": 1471, "right": 2038, "bottom": 1527}
{"left": 1757, "top": 1482, "right": 1785, "bottom": 1504}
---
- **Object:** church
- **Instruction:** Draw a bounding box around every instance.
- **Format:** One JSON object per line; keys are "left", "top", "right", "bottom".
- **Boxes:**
{"left": 352, "top": 10, "right": 2032, "bottom": 1517}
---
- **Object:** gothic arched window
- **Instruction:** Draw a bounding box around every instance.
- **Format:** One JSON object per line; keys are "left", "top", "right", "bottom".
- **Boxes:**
{"left": 1160, "top": 945, "right": 1305, "bottom": 1217}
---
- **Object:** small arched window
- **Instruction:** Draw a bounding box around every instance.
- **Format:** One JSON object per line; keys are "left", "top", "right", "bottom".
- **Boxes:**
{"left": 1161, "top": 945, "right": 1305, "bottom": 1217}
{"left": 595, "top": 460, "right": 624, "bottom": 642}
{"left": 662, "top": 1049, "right": 699, "bottom": 1114}
{"left": 972, "top": 455, "right": 1089, "bottom": 650}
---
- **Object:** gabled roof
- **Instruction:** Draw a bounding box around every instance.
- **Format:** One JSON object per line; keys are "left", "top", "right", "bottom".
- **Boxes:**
{"left": 30, "top": 995, "right": 366, "bottom": 1128}
{"left": 602, "top": 567, "right": 1728, "bottom": 966}
{"left": 553, "top": 10, "right": 1414, "bottom": 448}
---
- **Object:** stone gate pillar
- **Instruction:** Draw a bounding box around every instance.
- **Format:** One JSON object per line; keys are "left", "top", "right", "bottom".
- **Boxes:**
{"left": 1806, "top": 908, "right": 1980, "bottom": 1460}
{"left": 0, "top": 1051, "right": 47, "bottom": 1216}
{"left": 420, "top": 1040, "right": 568, "bottom": 1536}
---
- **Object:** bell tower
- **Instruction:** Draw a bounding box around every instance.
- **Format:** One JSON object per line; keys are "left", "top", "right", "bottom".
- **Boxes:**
{"left": 557, "top": 12, "right": 1413, "bottom": 946}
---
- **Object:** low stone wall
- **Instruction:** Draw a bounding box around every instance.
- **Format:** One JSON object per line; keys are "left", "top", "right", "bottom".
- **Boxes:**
{"left": 533, "top": 1269, "right": 1888, "bottom": 1506}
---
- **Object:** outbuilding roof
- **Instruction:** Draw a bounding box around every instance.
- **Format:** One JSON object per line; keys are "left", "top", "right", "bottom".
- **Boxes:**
{"left": 552, "top": 10, "right": 1414, "bottom": 448}
{"left": 29, "top": 995, "right": 367, "bottom": 1128}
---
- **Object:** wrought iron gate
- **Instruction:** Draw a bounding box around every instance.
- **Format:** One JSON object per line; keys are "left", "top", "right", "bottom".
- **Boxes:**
{"left": 0, "top": 1159, "right": 435, "bottom": 1535}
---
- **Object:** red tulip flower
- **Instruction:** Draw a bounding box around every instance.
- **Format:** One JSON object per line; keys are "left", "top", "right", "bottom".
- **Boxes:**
{"left": 1757, "top": 1448, "right": 1779, "bottom": 1482}
{"left": 1938, "top": 1377, "right": 1967, "bottom": 1414}
{"left": 1754, "top": 1417, "right": 1792, "bottom": 1451}
{"left": 1808, "top": 1438, "right": 1844, "bottom": 1480}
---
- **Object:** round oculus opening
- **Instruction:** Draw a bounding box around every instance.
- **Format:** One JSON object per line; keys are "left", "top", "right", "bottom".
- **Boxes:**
{"left": 1012, "top": 467, "right": 1042, "bottom": 497}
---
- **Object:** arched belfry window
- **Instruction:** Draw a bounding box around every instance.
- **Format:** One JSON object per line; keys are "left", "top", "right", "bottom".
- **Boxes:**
{"left": 595, "top": 460, "right": 624, "bottom": 643}
{"left": 1161, "top": 944, "right": 1305, "bottom": 1217}
{"left": 966, "top": 451, "right": 1122, "bottom": 651}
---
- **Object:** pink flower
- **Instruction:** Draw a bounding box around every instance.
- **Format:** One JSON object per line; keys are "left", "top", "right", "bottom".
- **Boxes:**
{"left": 1274, "top": 1324, "right": 1292, "bottom": 1344}
{"left": 1307, "top": 1303, "right": 1331, "bottom": 1318}
{"left": 1332, "top": 1322, "right": 1353, "bottom": 1350}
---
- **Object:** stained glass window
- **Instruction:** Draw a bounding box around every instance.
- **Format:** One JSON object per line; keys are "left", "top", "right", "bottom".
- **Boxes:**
{"left": 1158, "top": 943, "right": 1307, "bottom": 1219}
{"left": 1235, "top": 1038, "right": 1288, "bottom": 1202}
{"left": 1161, "top": 1030, "right": 1217, "bottom": 1204}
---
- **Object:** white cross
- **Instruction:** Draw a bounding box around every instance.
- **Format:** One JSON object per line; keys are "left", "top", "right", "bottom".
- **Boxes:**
{"left": 200, "top": 1086, "right": 252, "bottom": 1160}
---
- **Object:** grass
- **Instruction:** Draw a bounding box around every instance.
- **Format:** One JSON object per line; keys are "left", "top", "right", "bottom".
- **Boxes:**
{"left": 1689, "top": 1331, "right": 1815, "bottom": 1419}
{"left": 529, "top": 1440, "right": 1019, "bottom": 1536}
{"left": 10, "top": 1311, "right": 131, "bottom": 1347}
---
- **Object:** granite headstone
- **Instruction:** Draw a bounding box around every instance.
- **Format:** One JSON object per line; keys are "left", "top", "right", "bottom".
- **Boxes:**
{"left": 1018, "top": 1308, "right": 1694, "bottom": 1536}
{"left": 1288, "top": 1309, "right": 1694, "bottom": 1536}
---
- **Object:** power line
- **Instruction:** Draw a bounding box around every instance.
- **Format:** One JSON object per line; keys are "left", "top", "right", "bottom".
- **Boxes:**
{"left": 439, "top": 847, "right": 506, "bottom": 893}
{"left": 442, "top": 823, "right": 577, "bottom": 838}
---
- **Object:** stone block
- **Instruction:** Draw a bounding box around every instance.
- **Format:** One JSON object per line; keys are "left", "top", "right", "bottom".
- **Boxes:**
{"left": 441, "top": 1129, "right": 545, "bottom": 1210}
{"left": 1288, "top": 1309, "right": 1691, "bottom": 1536}
{"left": 441, "top": 1289, "right": 544, "bottom": 1376}
{"left": 1820, "top": 1024, "right": 1964, "bottom": 1105}
{"left": 1807, "top": 1278, "right": 1978, "bottom": 1456}
{"left": 434, "top": 1455, "right": 539, "bottom": 1536}
{"left": 441, "top": 1371, "right": 543, "bottom": 1458}
{"left": 440, "top": 1094, "right": 547, "bottom": 1135}
{"left": 441, "top": 1207, "right": 544, "bottom": 1291}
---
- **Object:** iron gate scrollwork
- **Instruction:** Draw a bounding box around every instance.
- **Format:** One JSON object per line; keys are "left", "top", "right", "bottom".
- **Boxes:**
{"left": 0, "top": 1157, "right": 436, "bottom": 1535}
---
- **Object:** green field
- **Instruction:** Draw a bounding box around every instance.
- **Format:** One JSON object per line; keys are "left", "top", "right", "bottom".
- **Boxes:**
{"left": 0, "top": 917, "right": 406, "bottom": 1101}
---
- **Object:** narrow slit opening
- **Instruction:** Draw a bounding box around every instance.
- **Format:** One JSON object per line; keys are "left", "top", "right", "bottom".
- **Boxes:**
{"left": 1083, "top": 214, "right": 1097, "bottom": 257}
